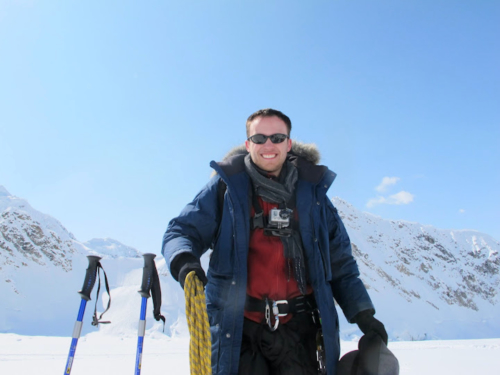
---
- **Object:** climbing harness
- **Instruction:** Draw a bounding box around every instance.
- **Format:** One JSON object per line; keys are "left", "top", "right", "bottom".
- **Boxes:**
{"left": 245, "top": 294, "right": 317, "bottom": 331}
{"left": 184, "top": 271, "right": 211, "bottom": 375}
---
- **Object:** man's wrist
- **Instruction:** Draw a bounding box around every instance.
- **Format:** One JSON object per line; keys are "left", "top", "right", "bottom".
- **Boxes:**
{"left": 354, "top": 309, "right": 388, "bottom": 345}
{"left": 170, "top": 252, "right": 198, "bottom": 281}
{"left": 178, "top": 261, "right": 207, "bottom": 289}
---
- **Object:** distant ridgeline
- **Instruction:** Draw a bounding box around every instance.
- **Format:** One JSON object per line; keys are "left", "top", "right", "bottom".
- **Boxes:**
{"left": 1, "top": 185, "right": 498, "bottom": 340}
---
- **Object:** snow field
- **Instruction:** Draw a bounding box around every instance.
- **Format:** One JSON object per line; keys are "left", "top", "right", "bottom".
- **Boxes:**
{"left": 1, "top": 333, "right": 499, "bottom": 375}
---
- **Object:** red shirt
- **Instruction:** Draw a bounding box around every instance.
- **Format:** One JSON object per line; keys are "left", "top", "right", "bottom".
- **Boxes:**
{"left": 244, "top": 197, "right": 312, "bottom": 324}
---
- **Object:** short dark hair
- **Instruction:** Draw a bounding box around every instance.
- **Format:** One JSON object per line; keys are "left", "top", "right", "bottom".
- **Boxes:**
{"left": 246, "top": 108, "right": 292, "bottom": 137}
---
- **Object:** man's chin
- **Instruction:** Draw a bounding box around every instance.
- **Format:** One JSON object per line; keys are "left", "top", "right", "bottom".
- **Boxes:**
{"left": 256, "top": 163, "right": 282, "bottom": 176}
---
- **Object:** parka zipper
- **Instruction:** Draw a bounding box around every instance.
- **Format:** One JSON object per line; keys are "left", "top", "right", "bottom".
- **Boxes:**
{"left": 311, "top": 195, "right": 329, "bottom": 281}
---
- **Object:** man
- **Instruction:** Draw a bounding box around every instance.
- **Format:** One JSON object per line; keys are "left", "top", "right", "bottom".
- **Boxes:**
{"left": 163, "top": 109, "right": 387, "bottom": 375}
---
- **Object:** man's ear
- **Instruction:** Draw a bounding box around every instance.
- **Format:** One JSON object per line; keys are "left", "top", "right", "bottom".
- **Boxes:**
{"left": 245, "top": 140, "right": 250, "bottom": 152}
{"left": 287, "top": 138, "right": 292, "bottom": 152}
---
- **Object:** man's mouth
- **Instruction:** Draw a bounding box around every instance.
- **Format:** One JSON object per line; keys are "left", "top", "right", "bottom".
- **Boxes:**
{"left": 262, "top": 154, "right": 277, "bottom": 159}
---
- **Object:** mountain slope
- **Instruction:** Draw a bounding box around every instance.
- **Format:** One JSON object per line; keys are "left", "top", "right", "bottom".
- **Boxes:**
{"left": 0, "top": 186, "right": 145, "bottom": 336}
{"left": 333, "top": 197, "right": 500, "bottom": 340}
{"left": 1, "top": 185, "right": 499, "bottom": 341}
{"left": 0, "top": 186, "right": 77, "bottom": 273}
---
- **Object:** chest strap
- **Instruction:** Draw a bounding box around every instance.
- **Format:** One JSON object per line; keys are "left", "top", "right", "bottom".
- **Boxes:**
{"left": 249, "top": 184, "right": 298, "bottom": 233}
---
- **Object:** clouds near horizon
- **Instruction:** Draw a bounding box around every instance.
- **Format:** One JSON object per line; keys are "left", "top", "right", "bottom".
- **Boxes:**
{"left": 367, "top": 177, "right": 415, "bottom": 208}
{"left": 375, "top": 177, "right": 400, "bottom": 193}
{"left": 367, "top": 191, "right": 415, "bottom": 208}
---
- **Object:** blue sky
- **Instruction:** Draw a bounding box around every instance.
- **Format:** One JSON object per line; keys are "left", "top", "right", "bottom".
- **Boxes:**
{"left": 1, "top": 1, "right": 499, "bottom": 254}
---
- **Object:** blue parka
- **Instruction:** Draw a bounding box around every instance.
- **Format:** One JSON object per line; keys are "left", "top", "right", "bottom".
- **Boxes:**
{"left": 163, "top": 147, "right": 374, "bottom": 375}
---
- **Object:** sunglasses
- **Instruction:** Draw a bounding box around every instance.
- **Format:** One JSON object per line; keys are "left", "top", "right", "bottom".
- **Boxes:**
{"left": 247, "top": 133, "right": 289, "bottom": 144}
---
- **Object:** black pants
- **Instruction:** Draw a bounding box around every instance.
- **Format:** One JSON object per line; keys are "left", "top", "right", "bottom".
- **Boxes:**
{"left": 238, "top": 313, "right": 318, "bottom": 375}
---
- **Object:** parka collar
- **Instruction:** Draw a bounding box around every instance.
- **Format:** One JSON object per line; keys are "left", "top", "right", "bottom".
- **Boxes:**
{"left": 211, "top": 141, "right": 336, "bottom": 187}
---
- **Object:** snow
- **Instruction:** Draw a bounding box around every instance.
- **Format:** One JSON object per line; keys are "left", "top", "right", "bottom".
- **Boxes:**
{"left": 82, "top": 238, "right": 142, "bottom": 258}
{"left": 331, "top": 196, "right": 500, "bottom": 341}
{"left": 1, "top": 333, "right": 499, "bottom": 374}
{"left": 2, "top": 186, "right": 500, "bottom": 374}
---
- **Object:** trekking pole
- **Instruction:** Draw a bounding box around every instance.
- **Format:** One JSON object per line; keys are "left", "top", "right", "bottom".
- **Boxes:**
{"left": 63, "top": 255, "right": 102, "bottom": 375}
{"left": 135, "top": 253, "right": 165, "bottom": 375}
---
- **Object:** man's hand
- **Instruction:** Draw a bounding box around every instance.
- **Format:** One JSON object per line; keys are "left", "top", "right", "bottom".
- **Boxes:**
{"left": 170, "top": 253, "right": 208, "bottom": 289}
{"left": 178, "top": 261, "right": 208, "bottom": 289}
{"left": 354, "top": 310, "right": 388, "bottom": 345}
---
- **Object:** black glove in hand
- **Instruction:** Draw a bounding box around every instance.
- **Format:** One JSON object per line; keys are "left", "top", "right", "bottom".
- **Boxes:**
{"left": 354, "top": 310, "right": 388, "bottom": 345}
{"left": 178, "top": 261, "right": 208, "bottom": 289}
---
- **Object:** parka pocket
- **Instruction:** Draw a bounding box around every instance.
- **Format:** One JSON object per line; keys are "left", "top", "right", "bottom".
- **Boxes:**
{"left": 207, "top": 306, "right": 222, "bottom": 374}
{"left": 206, "top": 272, "right": 232, "bottom": 310}
{"left": 206, "top": 274, "right": 231, "bottom": 374}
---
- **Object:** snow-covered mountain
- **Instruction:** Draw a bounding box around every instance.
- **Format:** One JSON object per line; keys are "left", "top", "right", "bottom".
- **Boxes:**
{"left": 1, "top": 185, "right": 499, "bottom": 341}
{"left": 332, "top": 197, "right": 500, "bottom": 341}
{"left": 82, "top": 238, "right": 142, "bottom": 259}
{"left": 0, "top": 185, "right": 78, "bottom": 272}
{"left": 0, "top": 186, "right": 154, "bottom": 336}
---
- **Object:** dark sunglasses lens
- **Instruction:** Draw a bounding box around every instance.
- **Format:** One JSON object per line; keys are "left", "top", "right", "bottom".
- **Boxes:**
{"left": 270, "top": 134, "right": 287, "bottom": 143}
{"left": 250, "top": 134, "right": 268, "bottom": 144}
{"left": 249, "top": 134, "right": 288, "bottom": 144}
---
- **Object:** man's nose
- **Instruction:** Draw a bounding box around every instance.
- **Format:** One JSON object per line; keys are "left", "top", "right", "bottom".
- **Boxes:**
{"left": 263, "top": 137, "right": 274, "bottom": 145}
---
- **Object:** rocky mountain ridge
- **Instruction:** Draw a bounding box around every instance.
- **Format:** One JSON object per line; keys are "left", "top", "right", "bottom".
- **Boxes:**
{"left": 0, "top": 187, "right": 77, "bottom": 274}
{"left": 0, "top": 186, "right": 143, "bottom": 336}
{"left": 333, "top": 197, "right": 499, "bottom": 340}
{"left": 1, "top": 186, "right": 499, "bottom": 340}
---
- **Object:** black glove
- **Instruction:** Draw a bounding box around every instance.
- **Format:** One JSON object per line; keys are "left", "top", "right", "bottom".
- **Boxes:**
{"left": 178, "top": 261, "right": 208, "bottom": 289}
{"left": 170, "top": 252, "right": 208, "bottom": 289}
{"left": 354, "top": 310, "right": 388, "bottom": 345}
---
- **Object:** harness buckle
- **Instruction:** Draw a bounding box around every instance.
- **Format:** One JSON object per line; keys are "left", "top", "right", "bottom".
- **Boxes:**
{"left": 265, "top": 299, "right": 288, "bottom": 331}
{"left": 265, "top": 299, "right": 271, "bottom": 325}
{"left": 273, "top": 300, "right": 289, "bottom": 317}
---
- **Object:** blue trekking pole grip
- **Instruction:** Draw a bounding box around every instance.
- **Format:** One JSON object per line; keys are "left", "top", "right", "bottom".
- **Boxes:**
{"left": 63, "top": 255, "right": 102, "bottom": 375}
{"left": 135, "top": 253, "right": 157, "bottom": 375}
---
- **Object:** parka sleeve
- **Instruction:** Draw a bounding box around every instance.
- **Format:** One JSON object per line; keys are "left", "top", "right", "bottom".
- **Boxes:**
{"left": 325, "top": 199, "right": 375, "bottom": 322}
{"left": 162, "top": 175, "right": 222, "bottom": 271}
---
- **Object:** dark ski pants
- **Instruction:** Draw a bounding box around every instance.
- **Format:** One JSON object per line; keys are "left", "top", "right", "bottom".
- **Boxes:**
{"left": 238, "top": 313, "right": 318, "bottom": 375}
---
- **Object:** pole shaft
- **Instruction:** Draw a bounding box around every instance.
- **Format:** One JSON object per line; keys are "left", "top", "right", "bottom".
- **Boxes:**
{"left": 63, "top": 299, "right": 87, "bottom": 375}
{"left": 135, "top": 297, "right": 148, "bottom": 375}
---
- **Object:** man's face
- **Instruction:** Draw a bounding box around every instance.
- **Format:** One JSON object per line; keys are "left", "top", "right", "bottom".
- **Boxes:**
{"left": 245, "top": 116, "right": 292, "bottom": 177}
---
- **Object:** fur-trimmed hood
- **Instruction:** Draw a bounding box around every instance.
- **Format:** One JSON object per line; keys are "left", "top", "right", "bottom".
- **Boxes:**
{"left": 220, "top": 140, "right": 321, "bottom": 164}
{"left": 211, "top": 141, "right": 333, "bottom": 186}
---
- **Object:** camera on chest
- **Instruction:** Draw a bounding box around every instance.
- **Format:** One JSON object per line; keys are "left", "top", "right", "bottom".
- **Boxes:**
{"left": 264, "top": 208, "right": 294, "bottom": 237}
{"left": 268, "top": 208, "right": 293, "bottom": 228}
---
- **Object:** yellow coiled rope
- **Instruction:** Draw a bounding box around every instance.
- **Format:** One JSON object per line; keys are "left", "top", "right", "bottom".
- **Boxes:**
{"left": 185, "top": 271, "right": 212, "bottom": 375}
